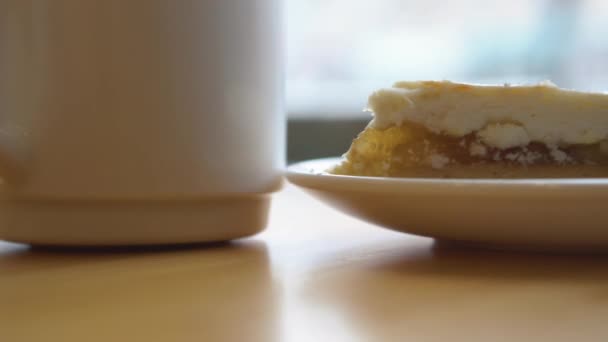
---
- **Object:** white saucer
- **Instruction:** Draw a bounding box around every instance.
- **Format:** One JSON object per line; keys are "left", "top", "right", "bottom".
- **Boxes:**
{"left": 287, "top": 158, "right": 608, "bottom": 251}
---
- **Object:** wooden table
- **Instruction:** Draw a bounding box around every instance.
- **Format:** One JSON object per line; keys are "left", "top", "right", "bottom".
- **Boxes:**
{"left": 1, "top": 186, "right": 608, "bottom": 342}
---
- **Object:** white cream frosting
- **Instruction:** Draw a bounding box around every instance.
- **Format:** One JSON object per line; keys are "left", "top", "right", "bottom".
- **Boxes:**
{"left": 368, "top": 81, "right": 608, "bottom": 148}
{"left": 476, "top": 123, "right": 530, "bottom": 149}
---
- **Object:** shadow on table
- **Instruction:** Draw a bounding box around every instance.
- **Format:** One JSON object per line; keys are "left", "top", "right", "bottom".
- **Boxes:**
{"left": 384, "top": 240, "right": 608, "bottom": 281}
{"left": 298, "top": 241, "right": 608, "bottom": 341}
{"left": 0, "top": 239, "right": 280, "bottom": 342}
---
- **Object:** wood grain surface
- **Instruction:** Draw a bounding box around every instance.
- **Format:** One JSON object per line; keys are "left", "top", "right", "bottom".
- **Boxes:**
{"left": 1, "top": 186, "right": 607, "bottom": 342}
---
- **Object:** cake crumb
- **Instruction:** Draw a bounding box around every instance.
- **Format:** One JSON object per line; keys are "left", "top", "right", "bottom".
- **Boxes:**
{"left": 549, "top": 147, "right": 570, "bottom": 163}
{"left": 469, "top": 142, "right": 487, "bottom": 157}
{"left": 505, "top": 152, "right": 519, "bottom": 161}
{"left": 428, "top": 154, "right": 450, "bottom": 169}
{"left": 504, "top": 150, "right": 543, "bottom": 165}
{"left": 523, "top": 151, "right": 542, "bottom": 164}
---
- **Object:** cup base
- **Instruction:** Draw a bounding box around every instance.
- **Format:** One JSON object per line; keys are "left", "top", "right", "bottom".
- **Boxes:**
{"left": 0, "top": 195, "right": 270, "bottom": 246}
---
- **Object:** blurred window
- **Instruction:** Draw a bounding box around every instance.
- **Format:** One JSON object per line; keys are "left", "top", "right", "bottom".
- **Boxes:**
{"left": 287, "top": 0, "right": 608, "bottom": 118}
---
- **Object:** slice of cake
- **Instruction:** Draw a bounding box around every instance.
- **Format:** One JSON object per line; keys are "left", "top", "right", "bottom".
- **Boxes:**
{"left": 331, "top": 81, "right": 608, "bottom": 178}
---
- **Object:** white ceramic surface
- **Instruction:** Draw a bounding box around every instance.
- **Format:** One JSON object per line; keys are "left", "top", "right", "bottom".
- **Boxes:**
{"left": 0, "top": 195, "right": 271, "bottom": 246}
{"left": 287, "top": 158, "right": 608, "bottom": 250}
{"left": 0, "top": 0, "right": 283, "bottom": 245}
{"left": 0, "top": 0, "right": 283, "bottom": 198}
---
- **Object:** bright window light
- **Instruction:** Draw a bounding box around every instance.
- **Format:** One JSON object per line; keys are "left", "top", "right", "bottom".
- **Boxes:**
{"left": 287, "top": 0, "right": 608, "bottom": 118}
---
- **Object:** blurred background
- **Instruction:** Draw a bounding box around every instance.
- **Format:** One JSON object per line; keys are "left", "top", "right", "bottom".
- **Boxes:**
{"left": 286, "top": 0, "right": 608, "bottom": 161}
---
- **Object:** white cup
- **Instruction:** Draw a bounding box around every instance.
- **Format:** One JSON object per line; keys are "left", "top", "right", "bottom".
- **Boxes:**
{"left": 0, "top": 0, "right": 284, "bottom": 245}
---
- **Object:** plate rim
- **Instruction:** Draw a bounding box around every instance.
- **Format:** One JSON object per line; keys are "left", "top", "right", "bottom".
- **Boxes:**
{"left": 287, "top": 157, "right": 608, "bottom": 196}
